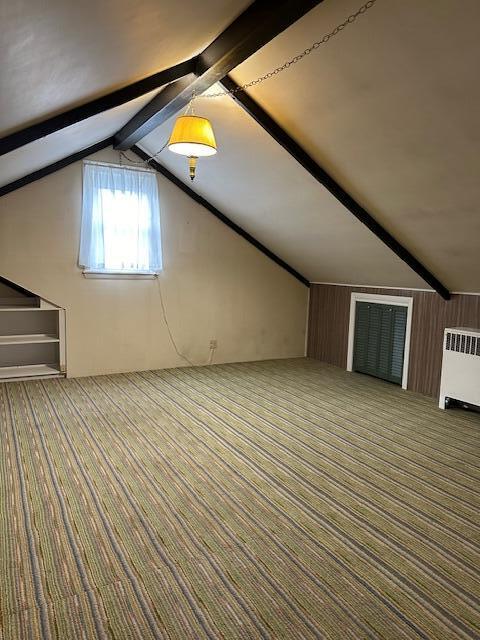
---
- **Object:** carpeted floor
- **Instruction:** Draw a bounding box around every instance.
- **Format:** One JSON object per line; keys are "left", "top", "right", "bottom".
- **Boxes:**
{"left": 1, "top": 358, "right": 479, "bottom": 639}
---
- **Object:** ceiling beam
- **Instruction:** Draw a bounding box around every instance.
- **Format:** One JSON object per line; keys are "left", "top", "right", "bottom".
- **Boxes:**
{"left": 0, "top": 59, "right": 196, "bottom": 157}
{"left": 0, "top": 138, "right": 114, "bottom": 198}
{"left": 132, "top": 145, "right": 309, "bottom": 287}
{"left": 220, "top": 76, "right": 451, "bottom": 300}
{"left": 114, "top": 0, "right": 322, "bottom": 150}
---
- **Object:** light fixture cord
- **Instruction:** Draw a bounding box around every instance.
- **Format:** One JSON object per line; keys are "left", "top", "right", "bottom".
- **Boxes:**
{"left": 198, "top": 0, "right": 378, "bottom": 99}
{"left": 119, "top": 91, "right": 197, "bottom": 168}
{"left": 156, "top": 276, "right": 215, "bottom": 367}
{"left": 119, "top": 0, "right": 377, "bottom": 167}
{"left": 119, "top": 140, "right": 168, "bottom": 167}
{"left": 185, "top": 90, "right": 197, "bottom": 115}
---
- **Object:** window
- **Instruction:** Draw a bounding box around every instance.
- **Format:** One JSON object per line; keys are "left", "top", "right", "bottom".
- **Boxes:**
{"left": 79, "top": 162, "right": 162, "bottom": 274}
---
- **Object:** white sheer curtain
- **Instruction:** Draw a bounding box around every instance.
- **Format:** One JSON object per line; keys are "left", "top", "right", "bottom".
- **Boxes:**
{"left": 79, "top": 162, "right": 162, "bottom": 272}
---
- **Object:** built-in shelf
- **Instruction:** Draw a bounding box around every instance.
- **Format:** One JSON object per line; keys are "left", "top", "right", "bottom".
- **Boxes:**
{"left": 0, "top": 334, "right": 60, "bottom": 346}
{"left": 0, "top": 364, "right": 62, "bottom": 380}
{"left": 0, "top": 304, "right": 66, "bottom": 382}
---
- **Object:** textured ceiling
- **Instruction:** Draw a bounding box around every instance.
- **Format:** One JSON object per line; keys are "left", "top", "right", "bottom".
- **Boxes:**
{"left": 1, "top": 0, "right": 479, "bottom": 291}
{"left": 139, "top": 89, "right": 425, "bottom": 289}
{"left": 0, "top": 92, "right": 159, "bottom": 188}
{"left": 230, "top": 0, "right": 480, "bottom": 290}
{"left": 0, "top": 0, "right": 250, "bottom": 135}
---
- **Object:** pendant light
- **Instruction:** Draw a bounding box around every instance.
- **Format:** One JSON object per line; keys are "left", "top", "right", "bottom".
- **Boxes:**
{"left": 165, "top": 2, "right": 376, "bottom": 181}
{"left": 168, "top": 97, "right": 217, "bottom": 181}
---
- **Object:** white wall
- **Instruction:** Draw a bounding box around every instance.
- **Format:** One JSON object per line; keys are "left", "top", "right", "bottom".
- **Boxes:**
{"left": 0, "top": 147, "right": 308, "bottom": 377}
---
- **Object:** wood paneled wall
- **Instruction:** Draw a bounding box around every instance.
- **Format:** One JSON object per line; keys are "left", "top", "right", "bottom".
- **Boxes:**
{"left": 307, "top": 284, "right": 480, "bottom": 398}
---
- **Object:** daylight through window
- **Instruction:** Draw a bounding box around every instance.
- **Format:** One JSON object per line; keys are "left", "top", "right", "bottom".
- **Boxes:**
{"left": 79, "top": 162, "right": 162, "bottom": 273}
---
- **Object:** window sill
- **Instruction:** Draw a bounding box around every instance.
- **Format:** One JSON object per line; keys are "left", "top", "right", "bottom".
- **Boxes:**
{"left": 82, "top": 271, "right": 158, "bottom": 280}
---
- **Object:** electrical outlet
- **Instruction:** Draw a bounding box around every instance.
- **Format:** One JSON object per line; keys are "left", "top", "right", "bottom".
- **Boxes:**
{"left": 209, "top": 339, "right": 217, "bottom": 349}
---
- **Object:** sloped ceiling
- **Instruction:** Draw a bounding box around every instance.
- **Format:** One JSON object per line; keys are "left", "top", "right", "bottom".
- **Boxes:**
{"left": 0, "top": 0, "right": 250, "bottom": 135}
{"left": 230, "top": 0, "right": 480, "bottom": 291}
{"left": 0, "top": 92, "right": 159, "bottom": 186}
{"left": 1, "top": 0, "right": 479, "bottom": 292}
{"left": 138, "top": 89, "right": 426, "bottom": 289}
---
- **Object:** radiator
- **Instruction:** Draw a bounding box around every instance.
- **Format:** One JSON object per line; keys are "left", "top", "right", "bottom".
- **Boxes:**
{"left": 439, "top": 327, "right": 480, "bottom": 409}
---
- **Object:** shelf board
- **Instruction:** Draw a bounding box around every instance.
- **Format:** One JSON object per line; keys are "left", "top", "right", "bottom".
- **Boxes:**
{"left": 0, "top": 298, "right": 40, "bottom": 308}
{"left": 0, "top": 308, "right": 57, "bottom": 312}
{"left": 0, "top": 334, "right": 59, "bottom": 346}
{"left": 0, "top": 364, "right": 62, "bottom": 380}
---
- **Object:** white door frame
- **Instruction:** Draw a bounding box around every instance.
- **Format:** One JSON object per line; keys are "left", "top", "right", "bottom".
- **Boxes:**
{"left": 346, "top": 292, "right": 414, "bottom": 390}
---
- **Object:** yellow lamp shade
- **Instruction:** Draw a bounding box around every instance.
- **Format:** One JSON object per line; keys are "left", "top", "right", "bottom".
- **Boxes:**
{"left": 168, "top": 115, "right": 217, "bottom": 157}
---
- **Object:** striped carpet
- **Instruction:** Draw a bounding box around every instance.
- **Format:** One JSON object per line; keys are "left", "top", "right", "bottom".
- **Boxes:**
{"left": 1, "top": 358, "right": 479, "bottom": 639}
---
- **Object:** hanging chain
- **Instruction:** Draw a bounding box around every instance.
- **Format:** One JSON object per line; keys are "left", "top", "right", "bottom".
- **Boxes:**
{"left": 119, "top": 140, "right": 169, "bottom": 167}
{"left": 120, "top": 0, "right": 378, "bottom": 165}
{"left": 198, "top": 0, "right": 377, "bottom": 99}
{"left": 184, "top": 89, "right": 197, "bottom": 114}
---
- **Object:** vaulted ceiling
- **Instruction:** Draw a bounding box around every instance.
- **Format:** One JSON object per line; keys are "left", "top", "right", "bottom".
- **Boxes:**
{"left": 1, "top": 0, "right": 479, "bottom": 292}
{"left": 0, "top": 0, "right": 250, "bottom": 134}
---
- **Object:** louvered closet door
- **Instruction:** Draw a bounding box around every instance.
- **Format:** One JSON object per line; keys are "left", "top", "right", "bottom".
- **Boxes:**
{"left": 353, "top": 302, "right": 407, "bottom": 385}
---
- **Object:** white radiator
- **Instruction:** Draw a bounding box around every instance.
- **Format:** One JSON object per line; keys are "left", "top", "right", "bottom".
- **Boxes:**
{"left": 439, "top": 327, "right": 480, "bottom": 409}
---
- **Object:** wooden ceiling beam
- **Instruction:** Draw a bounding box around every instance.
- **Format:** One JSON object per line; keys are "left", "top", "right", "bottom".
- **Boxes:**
{"left": 0, "top": 59, "right": 196, "bottom": 157}
{"left": 219, "top": 75, "right": 451, "bottom": 300}
{"left": 132, "top": 145, "right": 310, "bottom": 287}
{"left": 114, "top": 0, "right": 323, "bottom": 150}
{"left": 0, "top": 138, "right": 114, "bottom": 198}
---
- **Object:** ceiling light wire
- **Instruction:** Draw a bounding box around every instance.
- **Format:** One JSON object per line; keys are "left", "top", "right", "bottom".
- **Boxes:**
{"left": 118, "top": 0, "right": 377, "bottom": 168}
{"left": 197, "top": 0, "right": 378, "bottom": 100}
{"left": 119, "top": 140, "right": 168, "bottom": 167}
